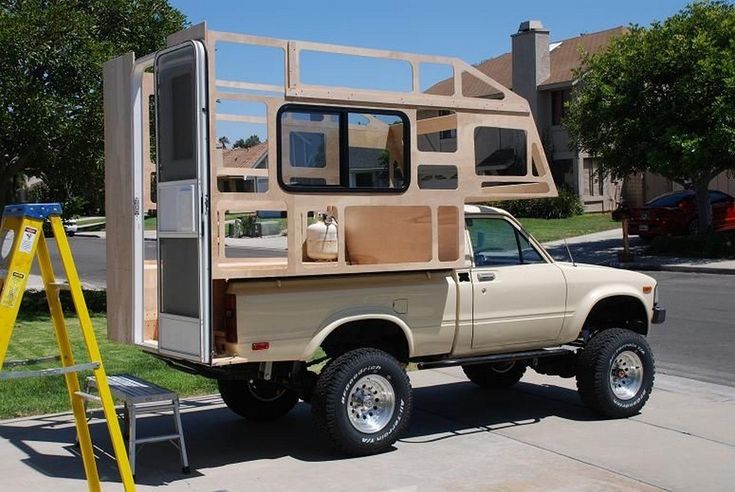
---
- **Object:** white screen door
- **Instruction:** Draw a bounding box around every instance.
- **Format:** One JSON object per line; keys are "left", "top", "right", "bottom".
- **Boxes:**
{"left": 154, "top": 41, "right": 210, "bottom": 362}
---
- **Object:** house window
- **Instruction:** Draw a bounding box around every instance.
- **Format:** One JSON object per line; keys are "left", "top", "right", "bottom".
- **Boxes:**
{"left": 278, "top": 105, "right": 409, "bottom": 192}
{"left": 551, "top": 89, "right": 570, "bottom": 126}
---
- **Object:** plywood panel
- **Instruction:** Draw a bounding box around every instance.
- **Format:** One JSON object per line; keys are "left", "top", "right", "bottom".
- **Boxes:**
{"left": 104, "top": 53, "right": 135, "bottom": 343}
{"left": 344, "top": 206, "right": 432, "bottom": 265}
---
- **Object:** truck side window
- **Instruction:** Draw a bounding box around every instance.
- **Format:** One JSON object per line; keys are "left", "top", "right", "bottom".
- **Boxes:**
{"left": 466, "top": 217, "right": 545, "bottom": 266}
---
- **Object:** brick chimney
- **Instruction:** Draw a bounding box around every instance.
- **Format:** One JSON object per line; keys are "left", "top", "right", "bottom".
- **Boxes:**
{"left": 511, "top": 20, "right": 550, "bottom": 121}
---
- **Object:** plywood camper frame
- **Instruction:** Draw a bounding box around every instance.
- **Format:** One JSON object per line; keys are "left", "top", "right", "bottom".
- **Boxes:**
{"left": 104, "top": 22, "right": 556, "bottom": 349}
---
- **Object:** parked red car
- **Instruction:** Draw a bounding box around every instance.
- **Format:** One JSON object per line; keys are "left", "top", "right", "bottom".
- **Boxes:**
{"left": 627, "top": 190, "right": 735, "bottom": 238}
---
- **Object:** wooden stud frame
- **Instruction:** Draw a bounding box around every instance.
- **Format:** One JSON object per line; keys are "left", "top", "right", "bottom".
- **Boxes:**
{"left": 167, "top": 23, "right": 555, "bottom": 280}
{"left": 104, "top": 23, "right": 557, "bottom": 342}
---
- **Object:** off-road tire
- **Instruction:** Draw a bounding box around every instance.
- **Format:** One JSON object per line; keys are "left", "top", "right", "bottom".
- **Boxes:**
{"left": 218, "top": 379, "right": 299, "bottom": 421}
{"left": 311, "top": 348, "right": 412, "bottom": 456}
{"left": 462, "top": 361, "right": 527, "bottom": 388}
{"left": 576, "top": 328, "right": 655, "bottom": 418}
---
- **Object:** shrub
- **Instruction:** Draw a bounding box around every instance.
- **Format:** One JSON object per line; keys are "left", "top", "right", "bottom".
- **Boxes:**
{"left": 20, "top": 289, "right": 107, "bottom": 314}
{"left": 492, "top": 186, "right": 584, "bottom": 219}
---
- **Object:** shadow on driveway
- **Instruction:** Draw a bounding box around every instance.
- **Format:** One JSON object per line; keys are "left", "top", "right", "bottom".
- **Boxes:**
{"left": 0, "top": 379, "right": 604, "bottom": 487}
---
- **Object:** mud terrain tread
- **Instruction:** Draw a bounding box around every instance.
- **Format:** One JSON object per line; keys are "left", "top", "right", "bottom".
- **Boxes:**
{"left": 311, "top": 348, "right": 412, "bottom": 456}
{"left": 576, "top": 328, "right": 655, "bottom": 418}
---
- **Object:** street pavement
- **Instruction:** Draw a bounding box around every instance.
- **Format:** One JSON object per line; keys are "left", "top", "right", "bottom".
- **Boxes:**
{"left": 1, "top": 368, "right": 734, "bottom": 491}
{"left": 6, "top": 230, "right": 735, "bottom": 490}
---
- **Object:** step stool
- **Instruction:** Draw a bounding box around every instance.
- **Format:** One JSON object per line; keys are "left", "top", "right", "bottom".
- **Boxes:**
{"left": 85, "top": 374, "right": 190, "bottom": 476}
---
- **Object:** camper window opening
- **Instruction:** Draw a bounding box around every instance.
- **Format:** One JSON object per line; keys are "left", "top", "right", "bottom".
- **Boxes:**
{"left": 276, "top": 104, "right": 410, "bottom": 193}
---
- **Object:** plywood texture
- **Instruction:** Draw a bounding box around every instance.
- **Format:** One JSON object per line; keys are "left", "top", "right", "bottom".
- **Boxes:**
{"left": 111, "top": 26, "right": 558, "bottom": 286}
{"left": 103, "top": 53, "right": 135, "bottom": 343}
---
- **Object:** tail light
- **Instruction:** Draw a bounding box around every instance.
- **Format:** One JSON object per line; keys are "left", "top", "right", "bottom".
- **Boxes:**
{"left": 223, "top": 294, "right": 238, "bottom": 343}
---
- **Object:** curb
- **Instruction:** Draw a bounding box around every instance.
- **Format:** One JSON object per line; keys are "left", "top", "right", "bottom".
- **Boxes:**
{"left": 610, "top": 262, "right": 735, "bottom": 275}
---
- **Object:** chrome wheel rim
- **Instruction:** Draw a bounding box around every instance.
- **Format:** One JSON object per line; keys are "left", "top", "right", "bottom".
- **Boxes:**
{"left": 346, "top": 374, "right": 395, "bottom": 433}
{"left": 609, "top": 351, "right": 644, "bottom": 400}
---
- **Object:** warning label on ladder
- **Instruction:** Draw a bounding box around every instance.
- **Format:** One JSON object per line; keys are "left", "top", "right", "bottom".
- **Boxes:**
{"left": 0, "top": 271, "right": 24, "bottom": 308}
{"left": 18, "top": 227, "right": 37, "bottom": 254}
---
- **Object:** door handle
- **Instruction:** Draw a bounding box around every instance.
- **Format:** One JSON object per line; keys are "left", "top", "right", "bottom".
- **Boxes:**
{"left": 477, "top": 272, "right": 496, "bottom": 282}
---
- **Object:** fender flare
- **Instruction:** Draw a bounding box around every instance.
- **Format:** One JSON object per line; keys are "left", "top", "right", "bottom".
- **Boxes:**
{"left": 567, "top": 286, "right": 650, "bottom": 337}
{"left": 301, "top": 312, "right": 416, "bottom": 360}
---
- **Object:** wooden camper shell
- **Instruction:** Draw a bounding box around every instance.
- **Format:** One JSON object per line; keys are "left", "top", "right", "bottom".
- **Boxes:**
{"left": 104, "top": 23, "right": 556, "bottom": 345}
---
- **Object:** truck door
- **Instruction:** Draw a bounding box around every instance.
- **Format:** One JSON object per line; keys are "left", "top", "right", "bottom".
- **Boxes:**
{"left": 154, "top": 41, "right": 210, "bottom": 363}
{"left": 466, "top": 216, "right": 566, "bottom": 350}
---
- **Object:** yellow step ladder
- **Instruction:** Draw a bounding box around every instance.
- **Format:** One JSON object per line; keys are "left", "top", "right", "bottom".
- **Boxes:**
{"left": 0, "top": 203, "right": 135, "bottom": 491}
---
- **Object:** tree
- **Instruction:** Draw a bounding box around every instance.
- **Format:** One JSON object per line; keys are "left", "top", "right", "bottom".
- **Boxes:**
{"left": 232, "top": 134, "right": 262, "bottom": 149}
{"left": 565, "top": 1, "right": 735, "bottom": 232}
{"left": 218, "top": 136, "right": 230, "bottom": 149}
{"left": 0, "top": 0, "right": 186, "bottom": 215}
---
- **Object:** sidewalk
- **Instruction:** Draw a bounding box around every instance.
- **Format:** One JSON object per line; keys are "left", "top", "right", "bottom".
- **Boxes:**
{"left": 543, "top": 228, "right": 735, "bottom": 275}
{"left": 1, "top": 368, "right": 733, "bottom": 490}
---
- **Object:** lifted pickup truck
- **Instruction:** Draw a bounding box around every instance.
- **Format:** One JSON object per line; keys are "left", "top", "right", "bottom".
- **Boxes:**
{"left": 104, "top": 28, "right": 665, "bottom": 457}
{"left": 173, "top": 205, "right": 665, "bottom": 455}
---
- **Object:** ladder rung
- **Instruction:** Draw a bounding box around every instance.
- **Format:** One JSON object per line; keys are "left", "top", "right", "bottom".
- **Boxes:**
{"left": 74, "top": 391, "right": 102, "bottom": 402}
{"left": 0, "top": 362, "right": 100, "bottom": 380}
{"left": 135, "top": 434, "right": 182, "bottom": 445}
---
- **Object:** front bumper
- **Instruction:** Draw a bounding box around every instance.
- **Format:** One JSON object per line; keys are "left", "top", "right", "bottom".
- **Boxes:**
{"left": 652, "top": 305, "right": 666, "bottom": 324}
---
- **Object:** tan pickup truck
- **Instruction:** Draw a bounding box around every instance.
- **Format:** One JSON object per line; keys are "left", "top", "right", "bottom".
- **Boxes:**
{"left": 105, "top": 29, "right": 665, "bottom": 457}
{"left": 194, "top": 205, "right": 666, "bottom": 455}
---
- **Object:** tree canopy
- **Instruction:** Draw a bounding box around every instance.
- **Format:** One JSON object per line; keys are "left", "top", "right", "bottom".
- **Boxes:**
{"left": 0, "top": 0, "right": 186, "bottom": 215}
{"left": 233, "top": 135, "right": 262, "bottom": 149}
{"left": 565, "top": 1, "right": 735, "bottom": 229}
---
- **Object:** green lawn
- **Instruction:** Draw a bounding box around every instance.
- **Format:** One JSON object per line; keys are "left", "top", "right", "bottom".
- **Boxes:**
{"left": 518, "top": 214, "right": 619, "bottom": 243}
{"left": 144, "top": 216, "right": 157, "bottom": 230}
{"left": 0, "top": 314, "right": 216, "bottom": 419}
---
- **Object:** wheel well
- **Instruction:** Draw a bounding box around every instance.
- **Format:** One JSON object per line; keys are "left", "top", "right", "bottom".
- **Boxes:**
{"left": 583, "top": 296, "right": 649, "bottom": 336}
{"left": 320, "top": 319, "right": 410, "bottom": 362}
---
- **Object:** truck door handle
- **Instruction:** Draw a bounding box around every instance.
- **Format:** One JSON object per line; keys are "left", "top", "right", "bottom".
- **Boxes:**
{"left": 477, "top": 272, "right": 496, "bottom": 282}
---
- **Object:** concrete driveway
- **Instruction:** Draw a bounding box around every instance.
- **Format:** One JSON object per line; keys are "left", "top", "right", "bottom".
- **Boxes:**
{"left": 1, "top": 368, "right": 734, "bottom": 491}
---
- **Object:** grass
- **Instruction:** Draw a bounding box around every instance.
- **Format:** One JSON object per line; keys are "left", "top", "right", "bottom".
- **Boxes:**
{"left": 144, "top": 216, "right": 157, "bottom": 230}
{"left": 518, "top": 213, "right": 619, "bottom": 243}
{"left": 0, "top": 313, "right": 216, "bottom": 420}
{"left": 648, "top": 231, "right": 735, "bottom": 259}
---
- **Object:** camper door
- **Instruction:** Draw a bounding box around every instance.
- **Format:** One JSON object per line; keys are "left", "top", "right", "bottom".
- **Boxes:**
{"left": 154, "top": 41, "right": 210, "bottom": 363}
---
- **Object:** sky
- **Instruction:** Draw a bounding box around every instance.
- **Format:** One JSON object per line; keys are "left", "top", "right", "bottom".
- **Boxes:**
{"left": 168, "top": 0, "right": 693, "bottom": 142}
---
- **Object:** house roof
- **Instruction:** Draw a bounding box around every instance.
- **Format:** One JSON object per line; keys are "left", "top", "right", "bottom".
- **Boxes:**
{"left": 427, "top": 26, "right": 627, "bottom": 96}
{"left": 221, "top": 141, "right": 268, "bottom": 168}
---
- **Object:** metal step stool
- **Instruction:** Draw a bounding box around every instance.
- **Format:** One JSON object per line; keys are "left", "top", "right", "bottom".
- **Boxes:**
{"left": 85, "top": 374, "right": 190, "bottom": 476}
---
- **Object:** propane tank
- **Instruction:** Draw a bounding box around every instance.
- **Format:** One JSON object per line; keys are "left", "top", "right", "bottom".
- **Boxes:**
{"left": 306, "top": 213, "right": 338, "bottom": 261}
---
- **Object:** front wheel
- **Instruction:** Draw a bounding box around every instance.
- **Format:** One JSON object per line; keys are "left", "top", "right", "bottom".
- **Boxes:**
{"left": 576, "top": 328, "right": 655, "bottom": 418}
{"left": 311, "top": 348, "right": 412, "bottom": 456}
{"left": 218, "top": 379, "right": 299, "bottom": 421}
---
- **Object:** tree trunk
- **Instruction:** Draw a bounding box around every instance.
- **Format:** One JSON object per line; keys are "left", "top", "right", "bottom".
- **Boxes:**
{"left": 693, "top": 180, "right": 713, "bottom": 234}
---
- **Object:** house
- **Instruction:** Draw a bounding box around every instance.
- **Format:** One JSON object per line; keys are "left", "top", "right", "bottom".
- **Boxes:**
{"left": 218, "top": 141, "right": 269, "bottom": 192}
{"left": 429, "top": 20, "right": 735, "bottom": 210}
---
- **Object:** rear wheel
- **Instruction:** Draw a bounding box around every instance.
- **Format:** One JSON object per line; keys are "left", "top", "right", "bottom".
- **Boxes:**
{"left": 311, "top": 348, "right": 412, "bottom": 456}
{"left": 218, "top": 379, "right": 299, "bottom": 421}
{"left": 576, "top": 328, "right": 655, "bottom": 418}
{"left": 462, "top": 361, "right": 526, "bottom": 388}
